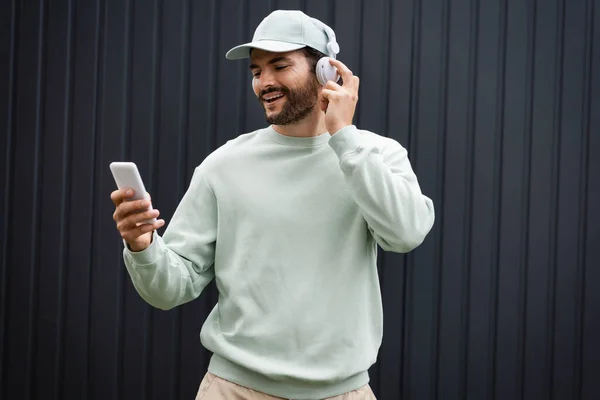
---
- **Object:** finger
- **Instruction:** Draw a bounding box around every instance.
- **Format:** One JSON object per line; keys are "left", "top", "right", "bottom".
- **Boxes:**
{"left": 321, "top": 88, "right": 342, "bottom": 102}
{"left": 118, "top": 208, "right": 160, "bottom": 232}
{"left": 328, "top": 59, "right": 355, "bottom": 89}
{"left": 324, "top": 80, "right": 343, "bottom": 91}
{"left": 121, "top": 219, "right": 165, "bottom": 242}
{"left": 131, "top": 208, "right": 160, "bottom": 225}
{"left": 115, "top": 199, "right": 152, "bottom": 221}
{"left": 111, "top": 189, "right": 134, "bottom": 206}
{"left": 325, "top": 76, "right": 358, "bottom": 102}
{"left": 128, "top": 206, "right": 158, "bottom": 225}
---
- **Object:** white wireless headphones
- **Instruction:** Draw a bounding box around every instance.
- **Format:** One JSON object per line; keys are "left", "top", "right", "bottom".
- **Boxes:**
{"left": 314, "top": 21, "right": 340, "bottom": 85}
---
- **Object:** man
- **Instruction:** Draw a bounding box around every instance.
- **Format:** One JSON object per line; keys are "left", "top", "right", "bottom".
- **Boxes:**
{"left": 111, "top": 10, "right": 434, "bottom": 400}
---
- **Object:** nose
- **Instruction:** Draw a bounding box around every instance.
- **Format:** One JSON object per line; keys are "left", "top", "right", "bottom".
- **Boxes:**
{"left": 254, "top": 69, "right": 276, "bottom": 93}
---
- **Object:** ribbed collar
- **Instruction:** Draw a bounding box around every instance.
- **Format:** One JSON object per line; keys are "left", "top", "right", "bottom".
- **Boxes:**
{"left": 263, "top": 125, "right": 331, "bottom": 147}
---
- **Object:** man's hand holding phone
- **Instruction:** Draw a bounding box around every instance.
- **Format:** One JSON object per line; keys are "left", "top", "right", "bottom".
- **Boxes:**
{"left": 111, "top": 189, "right": 165, "bottom": 252}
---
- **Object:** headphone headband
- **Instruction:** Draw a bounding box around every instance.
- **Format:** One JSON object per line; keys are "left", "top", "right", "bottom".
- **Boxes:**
{"left": 311, "top": 19, "right": 340, "bottom": 58}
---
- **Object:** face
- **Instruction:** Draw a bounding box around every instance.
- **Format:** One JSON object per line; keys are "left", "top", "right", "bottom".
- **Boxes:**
{"left": 249, "top": 49, "right": 320, "bottom": 125}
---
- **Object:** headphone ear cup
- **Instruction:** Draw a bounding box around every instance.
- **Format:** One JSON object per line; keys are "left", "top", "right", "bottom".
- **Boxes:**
{"left": 316, "top": 57, "right": 339, "bottom": 85}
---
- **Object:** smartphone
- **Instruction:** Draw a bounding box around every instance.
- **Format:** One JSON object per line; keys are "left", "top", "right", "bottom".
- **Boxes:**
{"left": 109, "top": 162, "right": 156, "bottom": 224}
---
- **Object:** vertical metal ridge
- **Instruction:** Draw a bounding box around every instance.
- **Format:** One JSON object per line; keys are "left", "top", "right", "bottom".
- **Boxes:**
{"left": 116, "top": 0, "right": 134, "bottom": 398}
{"left": 207, "top": 0, "right": 219, "bottom": 154}
{"left": 237, "top": 0, "right": 248, "bottom": 137}
{"left": 548, "top": 0, "right": 566, "bottom": 395}
{"left": 122, "top": 0, "right": 133, "bottom": 160}
{"left": 462, "top": 0, "right": 480, "bottom": 395}
{"left": 400, "top": 0, "right": 422, "bottom": 395}
{"left": 0, "top": 0, "right": 19, "bottom": 396}
{"left": 55, "top": 0, "right": 76, "bottom": 398}
{"left": 171, "top": 306, "right": 182, "bottom": 400}
{"left": 433, "top": 0, "right": 451, "bottom": 396}
{"left": 178, "top": 0, "right": 192, "bottom": 193}
{"left": 409, "top": 0, "right": 423, "bottom": 163}
{"left": 171, "top": 311, "right": 182, "bottom": 400}
{"left": 329, "top": 0, "right": 335, "bottom": 28}
{"left": 27, "top": 1, "right": 48, "bottom": 398}
{"left": 150, "top": 0, "right": 163, "bottom": 195}
{"left": 575, "top": 0, "right": 594, "bottom": 397}
{"left": 518, "top": 0, "right": 537, "bottom": 398}
{"left": 87, "top": 0, "right": 106, "bottom": 397}
{"left": 490, "top": 0, "right": 508, "bottom": 396}
{"left": 171, "top": 305, "right": 182, "bottom": 400}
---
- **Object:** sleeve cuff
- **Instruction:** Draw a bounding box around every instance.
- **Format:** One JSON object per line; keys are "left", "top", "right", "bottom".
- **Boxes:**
{"left": 328, "top": 125, "right": 361, "bottom": 160}
{"left": 123, "top": 231, "right": 162, "bottom": 266}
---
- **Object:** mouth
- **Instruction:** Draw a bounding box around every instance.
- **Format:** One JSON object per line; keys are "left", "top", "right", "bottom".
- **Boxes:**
{"left": 262, "top": 92, "right": 286, "bottom": 105}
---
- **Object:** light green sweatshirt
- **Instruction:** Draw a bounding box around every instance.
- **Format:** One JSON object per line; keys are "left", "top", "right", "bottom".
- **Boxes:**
{"left": 123, "top": 125, "right": 435, "bottom": 399}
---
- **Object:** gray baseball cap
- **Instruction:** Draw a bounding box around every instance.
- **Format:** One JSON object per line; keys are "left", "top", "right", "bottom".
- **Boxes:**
{"left": 225, "top": 10, "right": 338, "bottom": 60}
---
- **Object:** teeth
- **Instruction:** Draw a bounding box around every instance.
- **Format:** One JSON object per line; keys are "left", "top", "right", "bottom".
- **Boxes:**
{"left": 265, "top": 94, "right": 284, "bottom": 101}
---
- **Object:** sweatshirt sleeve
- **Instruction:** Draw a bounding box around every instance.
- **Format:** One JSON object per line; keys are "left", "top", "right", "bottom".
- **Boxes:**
{"left": 328, "top": 125, "right": 435, "bottom": 253}
{"left": 122, "top": 166, "right": 217, "bottom": 310}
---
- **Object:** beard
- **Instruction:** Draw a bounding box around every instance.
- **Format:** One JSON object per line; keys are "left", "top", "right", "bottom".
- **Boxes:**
{"left": 259, "top": 75, "right": 320, "bottom": 125}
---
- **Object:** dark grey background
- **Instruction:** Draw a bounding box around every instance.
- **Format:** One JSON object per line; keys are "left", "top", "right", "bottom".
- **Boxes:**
{"left": 1, "top": 0, "right": 599, "bottom": 399}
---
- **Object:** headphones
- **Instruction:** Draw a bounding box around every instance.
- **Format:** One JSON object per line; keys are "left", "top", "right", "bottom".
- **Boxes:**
{"left": 314, "top": 21, "right": 341, "bottom": 85}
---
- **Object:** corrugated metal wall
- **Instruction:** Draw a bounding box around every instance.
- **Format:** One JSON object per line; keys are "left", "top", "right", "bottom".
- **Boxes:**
{"left": 1, "top": 0, "right": 598, "bottom": 399}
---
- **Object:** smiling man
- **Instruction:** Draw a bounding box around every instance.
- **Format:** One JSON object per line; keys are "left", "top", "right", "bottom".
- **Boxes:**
{"left": 112, "top": 9, "right": 435, "bottom": 400}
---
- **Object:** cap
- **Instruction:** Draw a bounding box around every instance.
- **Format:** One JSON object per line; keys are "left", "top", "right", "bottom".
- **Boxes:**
{"left": 225, "top": 10, "right": 337, "bottom": 60}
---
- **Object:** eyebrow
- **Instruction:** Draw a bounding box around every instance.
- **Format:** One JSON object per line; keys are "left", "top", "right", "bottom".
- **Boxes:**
{"left": 249, "top": 56, "right": 292, "bottom": 70}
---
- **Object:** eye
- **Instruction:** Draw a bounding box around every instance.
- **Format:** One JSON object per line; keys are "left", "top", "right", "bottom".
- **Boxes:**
{"left": 252, "top": 71, "right": 261, "bottom": 78}
{"left": 275, "top": 65, "right": 288, "bottom": 71}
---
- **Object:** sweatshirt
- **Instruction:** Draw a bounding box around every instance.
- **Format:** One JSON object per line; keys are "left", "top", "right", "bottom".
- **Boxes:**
{"left": 123, "top": 125, "right": 435, "bottom": 399}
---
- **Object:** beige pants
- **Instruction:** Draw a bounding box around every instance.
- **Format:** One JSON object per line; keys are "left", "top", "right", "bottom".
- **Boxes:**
{"left": 195, "top": 372, "right": 377, "bottom": 400}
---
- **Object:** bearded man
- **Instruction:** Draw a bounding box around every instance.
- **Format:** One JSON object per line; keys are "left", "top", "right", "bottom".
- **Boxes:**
{"left": 111, "top": 9, "right": 435, "bottom": 400}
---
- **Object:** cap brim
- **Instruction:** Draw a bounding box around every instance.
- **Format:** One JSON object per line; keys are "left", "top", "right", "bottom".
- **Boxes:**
{"left": 225, "top": 40, "right": 306, "bottom": 60}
